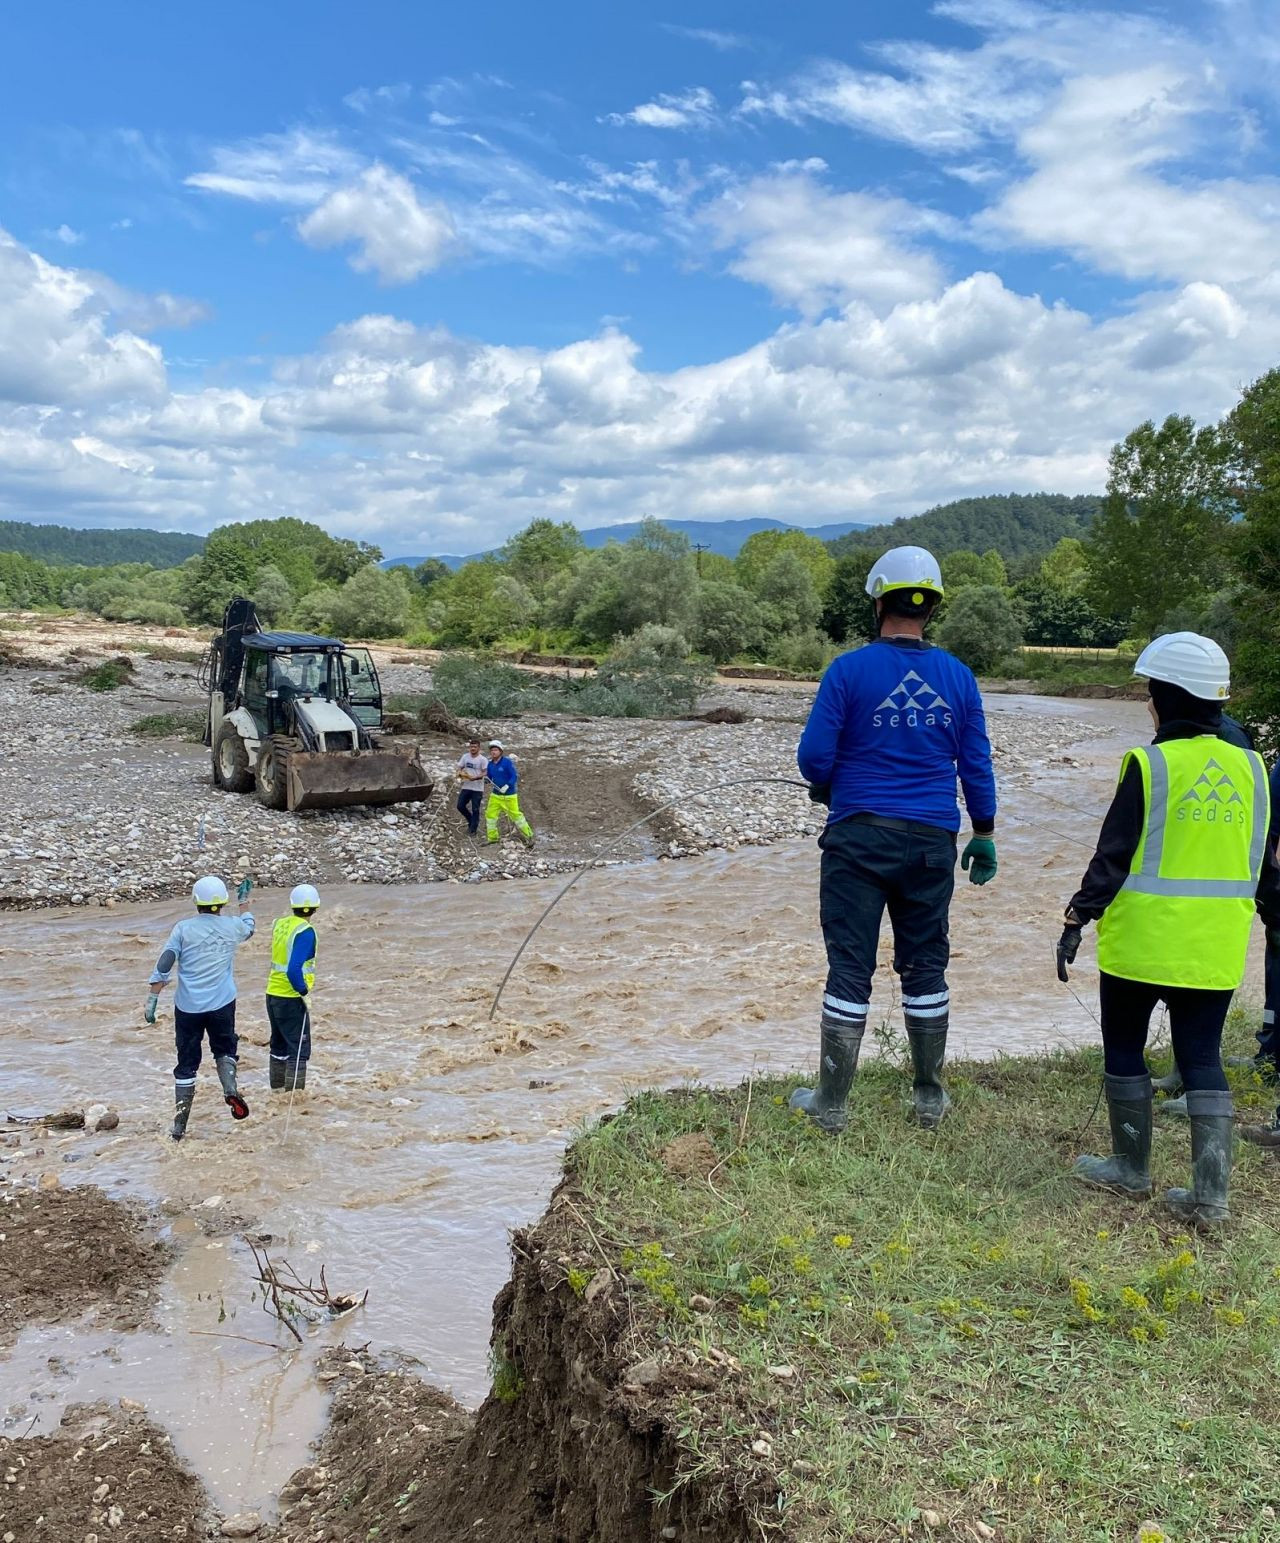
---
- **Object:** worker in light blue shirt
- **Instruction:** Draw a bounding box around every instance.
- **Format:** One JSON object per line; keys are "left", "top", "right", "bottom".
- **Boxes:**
{"left": 791, "top": 545, "right": 997, "bottom": 1135}
{"left": 145, "top": 874, "right": 255, "bottom": 1140}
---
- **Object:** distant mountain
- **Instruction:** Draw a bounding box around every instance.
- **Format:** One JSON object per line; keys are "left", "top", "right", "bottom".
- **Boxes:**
{"left": 0, "top": 520, "right": 205, "bottom": 569}
{"left": 826, "top": 494, "right": 1102, "bottom": 562}
{"left": 383, "top": 515, "right": 872, "bottom": 570}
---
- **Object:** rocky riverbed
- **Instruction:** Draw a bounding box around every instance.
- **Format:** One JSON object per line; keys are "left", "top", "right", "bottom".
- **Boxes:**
{"left": 0, "top": 618, "right": 1107, "bottom": 907}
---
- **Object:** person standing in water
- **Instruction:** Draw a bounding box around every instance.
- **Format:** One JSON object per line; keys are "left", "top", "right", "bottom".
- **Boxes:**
{"left": 145, "top": 875, "right": 255, "bottom": 1141}
{"left": 1058, "top": 633, "right": 1280, "bottom": 1227}
{"left": 266, "top": 884, "right": 320, "bottom": 1092}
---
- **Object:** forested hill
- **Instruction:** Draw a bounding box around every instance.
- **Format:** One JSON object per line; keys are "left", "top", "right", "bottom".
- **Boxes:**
{"left": 0, "top": 521, "right": 205, "bottom": 568}
{"left": 827, "top": 494, "right": 1101, "bottom": 560}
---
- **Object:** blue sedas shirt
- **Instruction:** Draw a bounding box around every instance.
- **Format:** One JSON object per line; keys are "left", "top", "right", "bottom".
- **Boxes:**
{"left": 150, "top": 911, "right": 256, "bottom": 1014}
{"left": 797, "top": 638, "right": 997, "bottom": 833}
{"left": 286, "top": 925, "right": 317, "bottom": 996}
{"left": 487, "top": 756, "right": 518, "bottom": 794}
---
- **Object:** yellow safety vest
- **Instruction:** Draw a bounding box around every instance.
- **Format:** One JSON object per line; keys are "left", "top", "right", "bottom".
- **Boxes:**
{"left": 1097, "top": 737, "right": 1268, "bottom": 990}
{"left": 266, "top": 915, "right": 316, "bottom": 1000}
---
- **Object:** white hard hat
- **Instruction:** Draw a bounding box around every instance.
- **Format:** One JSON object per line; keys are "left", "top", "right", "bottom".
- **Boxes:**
{"left": 193, "top": 875, "right": 229, "bottom": 907}
{"left": 488, "top": 739, "right": 504, "bottom": 750}
{"left": 290, "top": 884, "right": 321, "bottom": 910}
{"left": 1133, "top": 631, "right": 1230, "bottom": 701}
{"left": 865, "top": 545, "right": 944, "bottom": 600}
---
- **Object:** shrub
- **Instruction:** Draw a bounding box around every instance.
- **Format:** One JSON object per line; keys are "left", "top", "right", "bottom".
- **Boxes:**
{"left": 75, "top": 657, "right": 136, "bottom": 692}
{"left": 766, "top": 629, "right": 833, "bottom": 676}
{"left": 128, "top": 710, "right": 205, "bottom": 740}
{"left": 431, "top": 654, "right": 526, "bottom": 718}
{"left": 937, "top": 585, "right": 1024, "bottom": 674}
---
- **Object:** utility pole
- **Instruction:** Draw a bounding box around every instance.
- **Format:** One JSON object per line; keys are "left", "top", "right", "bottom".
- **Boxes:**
{"left": 692, "top": 541, "right": 710, "bottom": 577}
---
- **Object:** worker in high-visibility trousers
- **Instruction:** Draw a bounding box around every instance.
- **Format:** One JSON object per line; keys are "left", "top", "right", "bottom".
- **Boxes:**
{"left": 791, "top": 545, "right": 998, "bottom": 1133}
{"left": 484, "top": 739, "right": 535, "bottom": 848}
{"left": 1057, "top": 633, "right": 1280, "bottom": 1227}
{"left": 266, "top": 885, "right": 320, "bottom": 1092}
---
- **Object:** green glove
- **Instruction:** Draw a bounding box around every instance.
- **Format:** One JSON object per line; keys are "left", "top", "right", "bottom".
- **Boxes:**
{"left": 961, "top": 835, "right": 997, "bottom": 886}
{"left": 144, "top": 993, "right": 159, "bottom": 1025}
{"left": 236, "top": 875, "right": 254, "bottom": 902}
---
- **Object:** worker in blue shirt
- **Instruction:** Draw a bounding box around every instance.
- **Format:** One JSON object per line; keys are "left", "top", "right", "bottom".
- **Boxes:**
{"left": 145, "top": 875, "right": 255, "bottom": 1140}
{"left": 266, "top": 884, "right": 320, "bottom": 1092}
{"left": 791, "top": 545, "right": 998, "bottom": 1132}
{"left": 485, "top": 739, "right": 535, "bottom": 847}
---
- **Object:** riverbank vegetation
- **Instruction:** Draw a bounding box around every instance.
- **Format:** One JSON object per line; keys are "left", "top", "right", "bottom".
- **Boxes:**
{"left": 562, "top": 1017, "right": 1280, "bottom": 1541}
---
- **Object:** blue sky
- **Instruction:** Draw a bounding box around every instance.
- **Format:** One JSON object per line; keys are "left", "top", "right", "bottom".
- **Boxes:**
{"left": 1, "top": 0, "right": 1278, "bottom": 554}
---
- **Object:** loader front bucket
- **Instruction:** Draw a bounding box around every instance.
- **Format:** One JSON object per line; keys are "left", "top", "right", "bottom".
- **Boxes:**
{"left": 286, "top": 748, "right": 434, "bottom": 812}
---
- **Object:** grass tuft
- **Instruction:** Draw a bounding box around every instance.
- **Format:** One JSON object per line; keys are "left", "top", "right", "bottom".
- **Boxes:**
{"left": 127, "top": 710, "right": 205, "bottom": 740}
{"left": 568, "top": 1016, "right": 1280, "bottom": 1541}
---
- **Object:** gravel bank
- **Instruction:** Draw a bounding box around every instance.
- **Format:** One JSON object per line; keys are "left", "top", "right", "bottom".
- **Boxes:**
{"left": 0, "top": 628, "right": 1108, "bottom": 908}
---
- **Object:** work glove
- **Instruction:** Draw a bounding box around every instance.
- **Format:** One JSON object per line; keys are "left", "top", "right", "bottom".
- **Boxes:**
{"left": 144, "top": 993, "right": 159, "bottom": 1025}
{"left": 236, "top": 875, "right": 254, "bottom": 902}
{"left": 1056, "top": 924, "right": 1083, "bottom": 983}
{"left": 807, "top": 783, "right": 832, "bottom": 807}
{"left": 960, "top": 835, "right": 997, "bottom": 886}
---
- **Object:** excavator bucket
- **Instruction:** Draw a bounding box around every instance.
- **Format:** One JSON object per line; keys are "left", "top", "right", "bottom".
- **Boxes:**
{"left": 285, "top": 748, "right": 434, "bottom": 812}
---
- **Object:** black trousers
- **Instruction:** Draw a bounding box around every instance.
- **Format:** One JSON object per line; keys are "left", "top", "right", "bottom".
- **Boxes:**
{"left": 1099, "top": 971, "right": 1232, "bottom": 1092}
{"left": 819, "top": 816, "right": 956, "bottom": 1032}
{"left": 456, "top": 788, "right": 482, "bottom": 834}
{"left": 1259, "top": 934, "right": 1279, "bottom": 1061}
{"left": 267, "top": 995, "right": 311, "bottom": 1067}
{"left": 174, "top": 1001, "right": 237, "bottom": 1085}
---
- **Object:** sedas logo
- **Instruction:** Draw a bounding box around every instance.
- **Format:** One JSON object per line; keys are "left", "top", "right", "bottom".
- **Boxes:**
{"left": 872, "top": 671, "right": 953, "bottom": 729}
{"left": 1177, "top": 758, "right": 1247, "bottom": 827}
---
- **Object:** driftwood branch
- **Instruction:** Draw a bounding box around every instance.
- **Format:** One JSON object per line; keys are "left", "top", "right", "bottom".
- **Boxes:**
{"left": 247, "top": 1242, "right": 368, "bottom": 1344}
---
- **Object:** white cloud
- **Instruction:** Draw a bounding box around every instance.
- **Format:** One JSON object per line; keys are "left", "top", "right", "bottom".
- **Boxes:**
{"left": 297, "top": 165, "right": 460, "bottom": 283}
{"left": 604, "top": 87, "right": 718, "bottom": 131}
{"left": 660, "top": 24, "right": 749, "bottom": 51}
{"left": 0, "top": 228, "right": 166, "bottom": 406}
{"left": 186, "top": 129, "right": 363, "bottom": 205}
{"left": 52, "top": 224, "right": 83, "bottom": 246}
{"left": 704, "top": 168, "right": 946, "bottom": 315}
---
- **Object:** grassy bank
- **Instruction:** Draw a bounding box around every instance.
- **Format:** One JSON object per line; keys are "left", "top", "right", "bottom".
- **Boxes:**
{"left": 567, "top": 1023, "right": 1280, "bottom": 1541}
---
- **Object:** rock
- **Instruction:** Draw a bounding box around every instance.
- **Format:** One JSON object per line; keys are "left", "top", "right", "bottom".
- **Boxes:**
{"left": 974, "top": 1525, "right": 996, "bottom": 1540}
{"left": 583, "top": 1267, "right": 612, "bottom": 1304}
{"left": 688, "top": 1294, "right": 713, "bottom": 1312}
{"left": 750, "top": 1438, "right": 773, "bottom": 1458}
{"left": 921, "top": 1511, "right": 941, "bottom": 1528}
{"left": 106, "top": 1507, "right": 124, "bottom": 1530}
{"left": 767, "top": 1364, "right": 797, "bottom": 1381}
{"left": 83, "top": 1104, "right": 119, "bottom": 1133}
{"left": 661, "top": 1529, "right": 678, "bottom": 1540}
{"left": 220, "top": 1514, "right": 262, "bottom": 1538}
{"left": 118, "top": 1398, "right": 145, "bottom": 1415}
{"left": 623, "top": 1357, "right": 661, "bottom": 1387}
{"left": 38, "top": 1170, "right": 60, "bottom": 1190}
{"left": 93, "top": 1482, "right": 111, "bottom": 1501}
{"left": 791, "top": 1459, "right": 817, "bottom": 1476}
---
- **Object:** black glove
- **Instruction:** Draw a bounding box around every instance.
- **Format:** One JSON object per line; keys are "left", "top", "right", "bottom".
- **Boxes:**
{"left": 1056, "top": 923, "right": 1083, "bottom": 982}
{"left": 807, "top": 783, "right": 831, "bottom": 807}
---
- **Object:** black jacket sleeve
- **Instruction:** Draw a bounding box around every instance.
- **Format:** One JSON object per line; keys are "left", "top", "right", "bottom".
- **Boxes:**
{"left": 1067, "top": 758, "right": 1144, "bottom": 924}
{"left": 1256, "top": 844, "right": 1280, "bottom": 929}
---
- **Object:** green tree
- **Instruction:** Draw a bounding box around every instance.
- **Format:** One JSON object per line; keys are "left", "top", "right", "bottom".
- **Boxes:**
{"left": 694, "top": 580, "right": 766, "bottom": 663}
{"left": 1039, "top": 536, "right": 1089, "bottom": 593}
{"left": 1224, "top": 368, "right": 1280, "bottom": 753}
{"left": 756, "top": 549, "right": 822, "bottom": 636}
{"left": 412, "top": 558, "right": 452, "bottom": 593}
{"left": 501, "top": 519, "right": 584, "bottom": 600}
{"left": 942, "top": 548, "right": 1007, "bottom": 593}
{"left": 563, "top": 520, "right": 698, "bottom": 644}
{"left": 821, "top": 551, "right": 875, "bottom": 643}
{"left": 1086, "top": 415, "right": 1234, "bottom": 635}
{"left": 937, "top": 585, "right": 1023, "bottom": 674}
{"left": 252, "top": 564, "right": 294, "bottom": 627}
{"left": 179, "top": 536, "right": 256, "bottom": 624}
{"left": 325, "top": 565, "right": 409, "bottom": 638}
{"left": 736, "top": 529, "right": 834, "bottom": 598}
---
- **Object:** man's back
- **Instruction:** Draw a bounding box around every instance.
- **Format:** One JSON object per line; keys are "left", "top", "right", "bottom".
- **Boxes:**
{"left": 797, "top": 638, "right": 995, "bottom": 832}
{"left": 165, "top": 912, "right": 254, "bottom": 1014}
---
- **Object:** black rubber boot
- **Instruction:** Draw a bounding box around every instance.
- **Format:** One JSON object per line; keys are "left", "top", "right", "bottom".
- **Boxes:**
{"left": 790, "top": 1022, "right": 863, "bottom": 1134}
{"left": 1074, "top": 1072, "right": 1152, "bottom": 1197}
{"left": 1165, "top": 1089, "right": 1233, "bottom": 1229}
{"left": 1241, "top": 1118, "right": 1280, "bottom": 1149}
{"left": 1156, "top": 1094, "right": 1188, "bottom": 1118}
{"left": 283, "top": 1061, "right": 307, "bottom": 1092}
{"left": 907, "top": 1027, "right": 951, "bottom": 1129}
{"left": 171, "top": 1087, "right": 195, "bottom": 1142}
{"left": 1151, "top": 1069, "right": 1184, "bottom": 1096}
{"left": 215, "top": 1056, "right": 249, "bottom": 1121}
{"left": 269, "top": 1059, "right": 286, "bottom": 1091}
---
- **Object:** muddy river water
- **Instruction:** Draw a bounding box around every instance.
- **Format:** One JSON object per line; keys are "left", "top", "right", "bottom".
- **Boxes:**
{"left": 2, "top": 696, "right": 1271, "bottom": 1519}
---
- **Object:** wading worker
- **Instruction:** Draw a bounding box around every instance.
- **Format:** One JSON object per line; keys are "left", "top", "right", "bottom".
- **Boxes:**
{"left": 791, "top": 545, "right": 997, "bottom": 1133}
{"left": 145, "top": 875, "right": 255, "bottom": 1141}
{"left": 485, "top": 739, "right": 535, "bottom": 848}
{"left": 1058, "top": 633, "right": 1280, "bottom": 1226}
{"left": 455, "top": 737, "right": 488, "bottom": 838}
{"left": 267, "top": 884, "right": 320, "bottom": 1092}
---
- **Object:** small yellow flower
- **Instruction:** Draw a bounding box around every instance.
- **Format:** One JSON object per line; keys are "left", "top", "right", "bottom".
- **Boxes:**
{"left": 1095, "top": 1229, "right": 1110, "bottom": 1240}
{"left": 1131, "top": 1325, "right": 1149, "bottom": 1343}
{"left": 776, "top": 1233, "right": 798, "bottom": 1251}
{"left": 747, "top": 1275, "right": 773, "bottom": 1298}
{"left": 1120, "top": 1287, "right": 1150, "bottom": 1313}
{"left": 790, "top": 1253, "right": 813, "bottom": 1276}
{"left": 1011, "top": 1307, "right": 1031, "bottom": 1322}
{"left": 1214, "top": 1306, "right": 1245, "bottom": 1329}
{"left": 832, "top": 1234, "right": 853, "bottom": 1250}
{"left": 1138, "top": 1526, "right": 1167, "bottom": 1543}
{"left": 804, "top": 1295, "right": 826, "bottom": 1312}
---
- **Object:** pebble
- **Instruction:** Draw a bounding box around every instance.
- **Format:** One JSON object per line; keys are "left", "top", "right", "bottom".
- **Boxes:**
{"left": 623, "top": 1357, "right": 661, "bottom": 1387}
{"left": 766, "top": 1364, "right": 797, "bottom": 1380}
{"left": 688, "top": 1294, "right": 713, "bottom": 1312}
{"left": 921, "top": 1511, "right": 941, "bottom": 1528}
{"left": 220, "top": 1514, "right": 262, "bottom": 1538}
{"left": 750, "top": 1438, "right": 773, "bottom": 1458}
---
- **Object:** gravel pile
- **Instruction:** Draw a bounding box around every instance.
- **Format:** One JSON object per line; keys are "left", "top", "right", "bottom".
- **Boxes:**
{"left": 0, "top": 645, "right": 1107, "bottom": 908}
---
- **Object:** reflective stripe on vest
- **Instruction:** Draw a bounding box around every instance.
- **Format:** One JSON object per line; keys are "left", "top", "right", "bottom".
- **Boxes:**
{"left": 1097, "top": 738, "right": 1267, "bottom": 990}
{"left": 267, "top": 915, "right": 316, "bottom": 999}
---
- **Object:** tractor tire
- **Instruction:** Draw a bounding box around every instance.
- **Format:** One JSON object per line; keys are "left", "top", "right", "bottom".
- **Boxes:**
{"left": 255, "top": 739, "right": 291, "bottom": 810}
{"left": 213, "top": 721, "right": 253, "bottom": 793}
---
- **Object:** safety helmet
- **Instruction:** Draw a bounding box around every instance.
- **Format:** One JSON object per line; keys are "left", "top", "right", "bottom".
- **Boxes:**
{"left": 1133, "top": 632, "right": 1230, "bottom": 701}
{"left": 192, "top": 875, "right": 229, "bottom": 908}
{"left": 290, "top": 883, "right": 321, "bottom": 911}
{"left": 864, "top": 545, "right": 945, "bottom": 601}
{"left": 488, "top": 739, "right": 504, "bottom": 751}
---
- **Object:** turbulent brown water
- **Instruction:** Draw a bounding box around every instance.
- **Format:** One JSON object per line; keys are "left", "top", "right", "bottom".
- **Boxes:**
{"left": 2, "top": 696, "right": 1269, "bottom": 1517}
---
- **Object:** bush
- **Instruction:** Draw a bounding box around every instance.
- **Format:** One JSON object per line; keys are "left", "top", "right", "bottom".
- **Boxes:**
{"left": 431, "top": 654, "right": 526, "bottom": 718}
{"left": 937, "top": 585, "right": 1024, "bottom": 674}
{"left": 605, "top": 624, "right": 690, "bottom": 670}
{"left": 75, "top": 657, "right": 136, "bottom": 692}
{"left": 766, "top": 629, "right": 833, "bottom": 676}
{"left": 326, "top": 565, "right": 410, "bottom": 638}
{"left": 695, "top": 580, "right": 766, "bottom": 664}
{"left": 128, "top": 710, "right": 205, "bottom": 740}
{"left": 430, "top": 648, "right": 711, "bottom": 721}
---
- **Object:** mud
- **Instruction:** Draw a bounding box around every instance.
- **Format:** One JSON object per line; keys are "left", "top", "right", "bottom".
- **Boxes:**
{"left": 0, "top": 1400, "right": 214, "bottom": 1541}
{"left": 0, "top": 1180, "right": 170, "bottom": 1346}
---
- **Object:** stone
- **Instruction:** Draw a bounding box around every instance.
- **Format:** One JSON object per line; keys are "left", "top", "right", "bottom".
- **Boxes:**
{"left": 688, "top": 1294, "right": 713, "bottom": 1312}
{"left": 220, "top": 1515, "right": 262, "bottom": 1538}
{"left": 767, "top": 1364, "right": 797, "bottom": 1381}
{"left": 623, "top": 1357, "right": 661, "bottom": 1387}
{"left": 921, "top": 1511, "right": 941, "bottom": 1528}
{"left": 38, "top": 1170, "right": 60, "bottom": 1190}
{"left": 750, "top": 1438, "right": 773, "bottom": 1458}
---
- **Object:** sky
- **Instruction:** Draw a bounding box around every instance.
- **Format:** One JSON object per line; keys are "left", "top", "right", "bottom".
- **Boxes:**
{"left": 1, "top": 0, "right": 1278, "bottom": 557}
